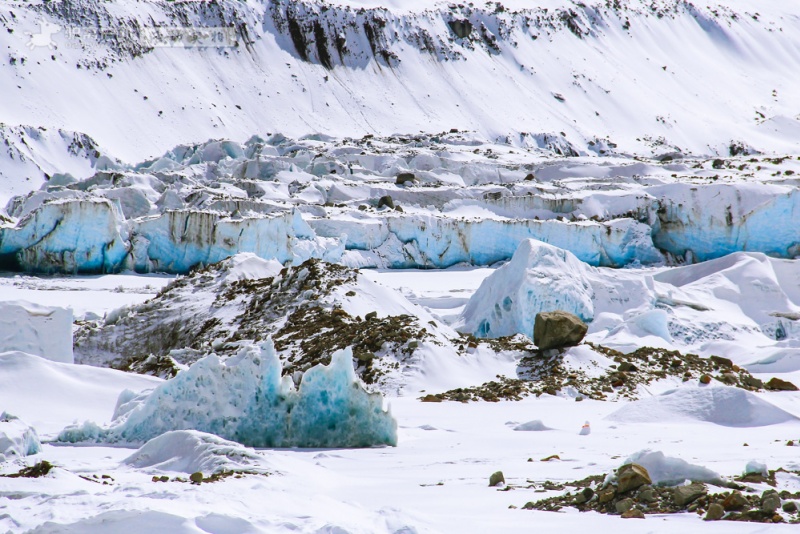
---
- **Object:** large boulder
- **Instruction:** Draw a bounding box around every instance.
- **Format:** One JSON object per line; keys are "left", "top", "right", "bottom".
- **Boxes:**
{"left": 616, "top": 463, "right": 652, "bottom": 494}
{"left": 533, "top": 311, "right": 588, "bottom": 350}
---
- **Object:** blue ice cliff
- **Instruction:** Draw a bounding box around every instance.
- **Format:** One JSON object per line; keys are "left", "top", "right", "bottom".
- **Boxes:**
{"left": 58, "top": 341, "right": 397, "bottom": 448}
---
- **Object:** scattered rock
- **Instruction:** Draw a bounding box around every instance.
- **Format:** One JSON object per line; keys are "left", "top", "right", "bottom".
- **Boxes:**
{"left": 541, "top": 455, "right": 560, "bottom": 462}
{"left": 365, "top": 311, "right": 378, "bottom": 321}
{"left": 533, "top": 311, "right": 588, "bottom": 351}
{"left": 673, "top": 483, "right": 707, "bottom": 507}
{"left": 699, "top": 374, "right": 711, "bottom": 384}
{"left": 598, "top": 489, "right": 615, "bottom": 504}
{"left": 621, "top": 509, "right": 645, "bottom": 519}
{"left": 615, "top": 498, "right": 634, "bottom": 514}
{"left": 377, "top": 195, "right": 394, "bottom": 209}
{"left": 616, "top": 463, "right": 652, "bottom": 494}
{"left": 420, "top": 394, "right": 442, "bottom": 403}
{"left": 638, "top": 487, "right": 657, "bottom": 503}
{"left": 574, "top": 487, "right": 594, "bottom": 505}
{"left": 190, "top": 471, "right": 204, "bottom": 484}
{"left": 761, "top": 492, "right": 781, "bottom": 514}
{"left": 356, "top": 351, "right": 375, "bottom": 362}
{"left": 782, "top": 501, "right": 798, "bottom": 513}
{"left": 705, "top": 503, "right": 725, "bottom": 521}
{"left": 489, "top": 471, "right": 505, "bottom": 487}
{"left": 395, "top": 172, "right": 416, "bottom": 185}
{"left": 765, "top": 377, "right": 798, "bottom": 391}
{"left": 710, "top": 355, "right": 733, "bottom": 368}
{"left": 722, "top": 490, "right": 749, "bottom": 511}
{"left": 2, "top": 461, "right": 54, "bottom": 478}
{"left": 448, "top": 19, "right": 472, "bottom": 39}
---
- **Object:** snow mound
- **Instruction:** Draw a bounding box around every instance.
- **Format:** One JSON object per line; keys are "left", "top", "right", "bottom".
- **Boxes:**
{"left": 0, "top": 301, "right": 72, "bottom": 363}
{"left": 221, "top": 253, "right": 283, "bottom": 284}
{"left": 623, "top": 450, "right": 723, "bottom": 486}
{"left": 0, "top": 351, "right": 161, "bottom": 436}
{"left": 606, "top": 386, "right": 798, "bottom": 427}
{"left": 0, "top": 412, "right": 40, "bottom": 460}
{"left": 513, "top": 420, "right": 552, "bottom": 432}
{"left": 58, "top": 341, "right": 398, "bottom": 448}
{"left": 459, "top": 239, "right": 594, "bottom": 338}
{"left": 123, "top": 430, "right": 268, "bottom": 475}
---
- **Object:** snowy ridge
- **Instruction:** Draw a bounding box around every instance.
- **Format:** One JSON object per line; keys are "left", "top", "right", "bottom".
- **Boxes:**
{"left": 1, "top": 1, "right": 800, "bottom": 160}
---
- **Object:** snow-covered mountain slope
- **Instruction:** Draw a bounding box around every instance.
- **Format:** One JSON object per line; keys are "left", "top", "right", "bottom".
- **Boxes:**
{"left": 1, "top": 0, "right": 800, "bottom": 163}
{"left": 0, "top": 124, "right": 118, "bottom": 205}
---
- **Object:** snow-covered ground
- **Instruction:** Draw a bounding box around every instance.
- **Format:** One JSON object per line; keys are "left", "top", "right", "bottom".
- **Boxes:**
{"left": 1, "top": 262, "right": 800, "bottom": 532}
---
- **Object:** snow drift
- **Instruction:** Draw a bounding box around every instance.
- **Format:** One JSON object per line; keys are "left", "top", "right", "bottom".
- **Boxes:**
{"left": 123, "top": 430, "right": 269, "bottom": 475}
{"left": 606, "top": 385, "right": 799, "bottom": 427}
{"left": 59, "top": 341, "right": 398, "bottom": 448}
{"left": 0, "top": 300, "right": 73, "bottom": 363}
{"left": 0, "top": 351, "right": 161, "bottom": 436}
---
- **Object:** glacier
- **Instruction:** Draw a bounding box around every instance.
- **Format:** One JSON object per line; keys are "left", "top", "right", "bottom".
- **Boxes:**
{"left": 58, "top": 341, "right": 398, "bottom": 448}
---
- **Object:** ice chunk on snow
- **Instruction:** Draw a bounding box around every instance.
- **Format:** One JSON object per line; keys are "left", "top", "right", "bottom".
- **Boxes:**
{"left": 0, "top": 301, "right": 73, "bottom": 363}
{"left": 606, "top": 385, "right": 798, "bottom": 427}
{"left": 744, "top": 460, "right": 768, "bottom": 476}
{"left": 0, "top": 412, "right": 41, "bottom": 459}
{"left": 458, "top": 239, "right": 593, "bottom": 338}
{"left": 123, "top": 430, "right": 268, "bottom": 475}
{"left": 59, "top": 341, "right": 397, "bottom": 448}
{"left": 623, "top": 450, "right": 723, "bottom": 486}
{"left": 513, "top": 420, "right": 551, "bottom": 432}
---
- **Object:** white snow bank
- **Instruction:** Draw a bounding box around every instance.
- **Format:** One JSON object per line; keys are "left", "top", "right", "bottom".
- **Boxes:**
{"left": 59, "top": 341, "right": 398, "bottom": 448}
{"left": 606, "top": 385, "right": 799, "bottom": 427}
{"left": 123, "top": 430, "right": 268, "bottom": 475}
{"left": 0, "top": 351, "right": 161, "bottom": 436}
{"left": 31, "top": 510, "right": 238, "bottom": 534}
{"left": 0, "top": 412, "right": 40, "bottom": 460}
{"left": 221, "top": 253, "right": 283, "bottom": 284}
{"left": 0, "top": 301, "right": 73, "bottom": 363}
{"left": 458, "top": 239, "right": 594, "bottom": 338}
{"left": 622, "top": 450, "right": 723, "bottom": 486}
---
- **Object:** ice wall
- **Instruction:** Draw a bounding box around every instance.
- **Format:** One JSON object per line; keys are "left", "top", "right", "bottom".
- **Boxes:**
{"left": 0, "top": 199, "right": 128, "bottom": 273}
{"left": 58, "top": 341, "right": 398, "bottom": 448}
{"left": 313, "top": 214, "right": 663, "bottom": 269}
{"left": 0, "top": 301, "right": 73, "bottom": 363}
{"left": 651, "top": 183, "right": 800, "bottom": 262}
